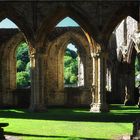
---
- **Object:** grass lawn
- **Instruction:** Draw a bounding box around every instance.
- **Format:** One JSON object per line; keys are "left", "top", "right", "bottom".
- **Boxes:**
{"left": 0, "top": 104, "right": 140, "bottom": 140}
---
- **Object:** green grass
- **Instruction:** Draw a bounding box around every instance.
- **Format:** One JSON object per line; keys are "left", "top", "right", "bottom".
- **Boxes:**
{"left": 0, "top": 104, "right": 140, "bottom": 140}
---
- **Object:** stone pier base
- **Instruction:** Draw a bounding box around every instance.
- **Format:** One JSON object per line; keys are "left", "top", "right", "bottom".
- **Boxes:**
{"left": 90, "top": 103, "right": 109, "bottom": 112}
{"left": 29, "top": 104, "right": 47, "bottom": 112}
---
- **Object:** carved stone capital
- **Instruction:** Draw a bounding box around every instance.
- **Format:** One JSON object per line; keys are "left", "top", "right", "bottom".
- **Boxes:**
{"left": 92, "top": 51, "right": 102, "bottom": 59}
{"left": 29, "top": 47, "right": 36, "bottom": 59}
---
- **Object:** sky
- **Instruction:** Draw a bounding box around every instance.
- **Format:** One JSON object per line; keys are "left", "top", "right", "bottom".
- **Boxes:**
{"left": 56, "top": 17, "right": 79, "bottom": 27}
{"left": 0, "top": 18, "right": 18, "bottom": 28}
{"left": 0, "top": 17, "right": 79, "bottom": 28}
{"left": 0, "top": 17, "right": 78, "bottom": 51}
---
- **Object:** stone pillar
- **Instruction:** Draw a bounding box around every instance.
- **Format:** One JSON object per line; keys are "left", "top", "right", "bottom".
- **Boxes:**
{"left": 124, "top": 73, "right": 135, "bottom": 105}
{"left": 29, "top": 48, "right": 47, "bottom": 111}
{"left": 90, "top": 50, "right": 108, "bottom": 112}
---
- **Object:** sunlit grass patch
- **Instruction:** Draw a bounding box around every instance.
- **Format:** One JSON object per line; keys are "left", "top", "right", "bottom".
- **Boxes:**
{"left": 0, "top": 104, "right": 139, "bottom": 140}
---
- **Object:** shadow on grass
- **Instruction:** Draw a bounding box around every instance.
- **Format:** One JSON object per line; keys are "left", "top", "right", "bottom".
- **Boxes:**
{"left": 111, "top": 104, "right": 139, "bottom": 110}
{"left": 0, "top": 105, "right": 140, "bottom": 123}
{"left": 5, "top": 131, "right": 108, "bottom": 140}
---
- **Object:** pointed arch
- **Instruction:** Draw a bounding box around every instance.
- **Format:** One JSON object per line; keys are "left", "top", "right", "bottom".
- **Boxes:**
{"left": 46, "top": 28, "right": 92, "bottom": 92}
{"left": 103, "top": 2, "right": 139, "bottom": 42}
{"left": 0, "top": 4, "right": 33, "bottom": 43}
{"left": 0, "top": 31, "right": 28, "bottom": 105}
{"left": 127, "top": 39, "right": 138, "bottom": 64}
{"left": 36, "top": 5, "right": 98, "bottom": 48}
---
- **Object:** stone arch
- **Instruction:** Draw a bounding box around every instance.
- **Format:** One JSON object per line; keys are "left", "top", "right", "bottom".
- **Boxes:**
{"left": 0, "top": 31, "right": 29, "bottom": 106}
{"left": 106, "top": 14, "right": 139, "bottom": 104}
{"left": 103, "top": 3, "right": 139, "bottom": 43}
{"left": 58, "top": 33, "right": 90, "bottom": 88}
{"left": 36, "top": 5, "right": 98, "bottom": 50}
{"left": 45, "top": 28, "right": 92, "bottom": 106}
{"left": 127, "top": 40, "right": 137, "bottom": 64}
{"left": 0, "top": 5, "right": 33, "bottom": 43}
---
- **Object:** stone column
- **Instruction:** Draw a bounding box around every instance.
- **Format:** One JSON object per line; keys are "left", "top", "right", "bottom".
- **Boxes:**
{"left": 90, "top": 51, "right": 108, "bottom": 112}
{"left": 29, "top": 48, "right": 47, "bottom": 111}
{"left": 124, "top": 71, "right": 135, "bottom": 105}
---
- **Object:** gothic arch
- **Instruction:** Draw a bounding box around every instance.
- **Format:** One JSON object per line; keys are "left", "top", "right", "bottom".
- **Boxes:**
{"left": 102, "top": 3, "right": 139, "bottom": 43}
{"left": 59, "top": 34, "right": 91, "bottom": 88}
{"left": 45, "top": 28, "right": 92, "bottom": 106}
{"left": 0, "top": 32, "right": 27, "bottom": 105}
{"left": 36, "top": 5, "right": 98, "bottom": 49}
{"left": 0, "top": 5, "right": 33, "bottom": 43}
{"left": 127, "top": 39, "right": 138, "bottom": 64}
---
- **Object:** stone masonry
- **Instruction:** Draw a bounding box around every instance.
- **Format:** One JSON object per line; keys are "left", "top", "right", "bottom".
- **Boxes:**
{"left": 0, "top": 1, "right": 138, "bottom": 112}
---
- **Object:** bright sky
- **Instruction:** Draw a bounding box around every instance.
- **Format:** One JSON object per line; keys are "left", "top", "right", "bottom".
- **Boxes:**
{"left": 67, "top": 43, "right": 77, "bottom": 52}
{"left": 0, "top": 17, "right": 78, "bottom": 51}
{"left": 56, "top": 17, "right": 79, "bottom": 27}
{"left": 0, "top": 18, "right": 18, "bottom": 28}
{"left": 0, "top": 17, "right": 79, "bottom": 28}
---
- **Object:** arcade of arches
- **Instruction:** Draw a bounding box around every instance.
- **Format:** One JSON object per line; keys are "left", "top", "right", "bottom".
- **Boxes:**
{"left": 0, "top": 1, "right": 139, "bottom": 112}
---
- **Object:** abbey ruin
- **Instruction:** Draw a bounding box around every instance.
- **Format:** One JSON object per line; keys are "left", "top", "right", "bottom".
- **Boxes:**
{"left": 0, "top": 1, "right": 139, "bottom": 112}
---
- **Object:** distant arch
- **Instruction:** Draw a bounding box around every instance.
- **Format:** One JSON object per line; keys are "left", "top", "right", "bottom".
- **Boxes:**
{"left": 127, "top": 37, "right": 140, "bottom": 64}
{"left": 103, "top": 3, "right": 139, "bottom": 43}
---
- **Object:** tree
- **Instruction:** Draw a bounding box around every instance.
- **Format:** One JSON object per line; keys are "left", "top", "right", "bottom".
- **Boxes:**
{"left": 16, "top": 71, "right": 30, "bottom": 88}
{"left": 16, "top": 42, "right": 30, "bottom": 88}
{"left": 25, "top": 62, "right": 30, "bottom": 73}
{"left": 135, "top": 55, "right": 140, "bottom": 87}
{"left": 16, "top": 42, "right": 29, "bottom": 63}
{"left": 16, "top": 60, "right": 26, "bottom": 72}
{"left": 64, "top": 49, "right": 78, "bottom": 85}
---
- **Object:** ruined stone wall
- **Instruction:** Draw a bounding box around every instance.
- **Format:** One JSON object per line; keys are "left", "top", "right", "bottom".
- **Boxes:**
{"left": 0, "top": 1, "right": 138, "bottom": 111}
{"left": 0, "top": 29, "right": 25, "bottom": 106}
{"left": 108, "top": 16, "right": 138, "bottom": 103}
{"left": 45, "top": 27, "right": 92, "bottom": 106}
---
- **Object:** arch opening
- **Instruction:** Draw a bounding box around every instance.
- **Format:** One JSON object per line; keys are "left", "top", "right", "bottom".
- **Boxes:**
{"left": 107, "top": 16, "right": 139, "bottom": 105}
{"left": 0, "top": 18, "right": 31, "bottom": 107}
{"left": 45, "top": 16, "right": 92, "bottom": 107}
{"left": 16, "top": 42, "right": 30, "bottom": 88}
{"left": 56, "top": 17, "right": 79, "bottom": 27}
{"left": 0, "top": 18, "right": 18, "bottom": 29}
{"left": 64, "top": 42, "right": 85, "bottom": 88}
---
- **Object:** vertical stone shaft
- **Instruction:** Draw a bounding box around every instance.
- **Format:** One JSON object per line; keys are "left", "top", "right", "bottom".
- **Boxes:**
{"left": 29, "top": 49, "right": 47, "bottom": 111}
{"left": 90, "top": 50, "right": 108, "bottom": 112}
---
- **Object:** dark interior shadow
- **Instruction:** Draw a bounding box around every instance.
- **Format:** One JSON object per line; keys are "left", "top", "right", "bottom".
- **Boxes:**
{"left": 0, "top": 105, "right": 140, "bottom": 123}
{"left": 5, "top": 131, "right": 108, "bottom": 140}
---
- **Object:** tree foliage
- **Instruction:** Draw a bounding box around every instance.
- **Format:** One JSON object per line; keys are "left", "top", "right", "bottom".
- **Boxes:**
{"left": 25, "top": 62, "right": 30, "bottom": 73}
{"left": 135, "top": 56, "right": 140, "bottom": 74}
{"left": 17, "top": 60, "right": 26, "bottom": 72}
{"left": 135, "top": 55, "right": 140, "bottom": 87}
{"left": 64, "top": 48, "right": 78, "bottom": 85}
{"left": 16, "top": 42, "right": 30, "bottom": 63}
{"left": 16, "top": 71, "right": 30, "bottom": 88}
{"left": 16, "top": 42, "right": 78, "bottom": 87}
{"left": 16, "top": 42, "right": 30, "bottom": 88}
